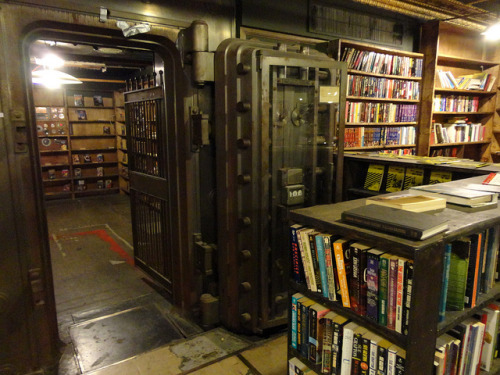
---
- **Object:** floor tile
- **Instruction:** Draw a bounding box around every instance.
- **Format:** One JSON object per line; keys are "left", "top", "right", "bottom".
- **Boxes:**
{"left": 240, "top": 334, "right": 288, "bottom": 375}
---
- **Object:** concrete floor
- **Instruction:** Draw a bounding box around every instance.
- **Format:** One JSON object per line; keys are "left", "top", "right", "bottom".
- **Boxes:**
{"left": 45, "top": 194, "right": 288, "bottom": 375}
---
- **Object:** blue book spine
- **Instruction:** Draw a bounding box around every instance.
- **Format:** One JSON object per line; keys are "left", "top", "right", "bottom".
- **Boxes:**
{"left": 291, "top": 293, "right": 302, "bottom": 349}
{"left": 439, "top": 243, "right": 452, "bottom": 322}
{"left": 315, "top": 234, "right": 329, "bottom": 298}
{"left": 366, "top": 252, "right": 380, "bottom": 322}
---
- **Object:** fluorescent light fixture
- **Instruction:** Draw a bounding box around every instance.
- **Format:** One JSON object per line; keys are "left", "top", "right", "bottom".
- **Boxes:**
{"left": 35, "top": 53, "right": 65, "bottom": 69}
{"left": 32, "top": 69, "right": 82, "bottom": 88}
{"left": 482, "top": 22, "right": 500, "bottom": 40}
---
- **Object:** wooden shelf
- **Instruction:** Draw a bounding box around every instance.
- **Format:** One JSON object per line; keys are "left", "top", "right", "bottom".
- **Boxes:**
{"left": 72, "top": 161, "right": 117, "bottom": 167}
{"left": 71, "top": 148, "right": 117, "bottom": 152}
{"left": 346, "top": 96, "right": 419, "bottom": 103}
{"left": 39, "top": 150, "right": 69, "bottom": 154}
{"left": 43, "top": 178, "right": 72, "bottom": 183}
{"left": 69, "top": 120, "right": 115, "bottom": 123}
{"left": 70, "top": 134, "right": 116, "bottom": 138}
{"left": 347, "top": 69, "right": 422, "bottom": 81}
{"left": 430, "top": 141, "right": 490, "bottom": 147}
{"left": 73, "top": 174, "right": 119, "bottom": 180}
{"left": 346, "top": 122, "right": 417, "bottom": 127}
{"left": 41, "top": 164, "right": 70, "bottom": 168}
{"left": 434, "top": 88, "right": 496, "bottom": 95}
{"left": 437, "top": 54, "right": 499, "bottom": 68}
{"left": 433, "top": 111, "right": 494, "bottom": 116}
{"left": 38, "top": 135, "right": 69, "bottom": 138}
{"left": 74, "top": 187, "right": 120, "bottom": 195}
{"left": 346, "top": 144, "right": 416, "bottom": 151}
{"left": 67, "top": 106, "right": 115, "bottom": 109}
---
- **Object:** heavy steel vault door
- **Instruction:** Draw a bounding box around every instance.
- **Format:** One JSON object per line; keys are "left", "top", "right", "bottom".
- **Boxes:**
{"left": 125, "top": 80, "right": 174, "bottom": 298}
{"left": 216, "top": 40, "right": 346, "bottom": 332}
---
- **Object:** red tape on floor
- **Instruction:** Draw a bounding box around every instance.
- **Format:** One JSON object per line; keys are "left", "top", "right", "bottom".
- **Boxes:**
{"left": 57, "top": 229, "right": 135, "bottom": 266}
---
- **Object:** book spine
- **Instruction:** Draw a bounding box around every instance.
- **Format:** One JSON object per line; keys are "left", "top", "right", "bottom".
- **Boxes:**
{"left": 439, "top": 244, "right": 452, "bottom": 322}
{"left": 366, "top": 252, "right": 379, "bottom": 323}
{"left": 334, "top": 242, "right": 351, "bottom": 308}
{"left": 360, "top": 336, "right": 370, "bottom": 375}
{"left": 331, "top": 321, "right": 344, "bottom": 375}
{"left": 309, "top": 233, "right": 323, "bottom": 294}
{"left": 359, "top": 250, "right": 368, "bottom": 317}
{"left": 340, "top": 327, "right": 354, "bottom": 375}
{"left": 297, "top": 229, "right": 313, "bottom": 291}
{"left": 321, "top": 317, "right": 334, "bottom": 374}
{"left": 378, "top": 345, "right": 388, "bottom": 375}
{"left": 379, "top": 256, "right": 389, "bottom": 326}
{"left": 301, "top": 230, "right": 318, "bottom": 292}
{"left": 316, "top": 234, "right": 330, "bottom": 298}
{"left": 387, "top": 348, "right": 397, "bottom": 375}
{"left": 368, "top": 338, "right": 378, "bottom": 375}
{"left": 351, "top": 246, "right": 362, "bottom": 314}
{"left": 291, "top": 294, "right": 301, "bottom": 349}
{"left": 309, "top": 308, "right": 319, "bottom": 364}
{"left": 341, "top": 211, "right": 423, "bottom": 240}
{"left": 465, "top": 234, "right": 481, "bottom": 308}
{"left": 324, "top": 236, "right": 338, "bottom": 301}
{"left": 402, "top": 260, "right": 414, "bottom": 336}
{"left": 299, "top": 302, "right": 310, "bottom": 358}
{"left": 395, "top": 258, "right": 405, "bottom": 334}
{"left": 387, "top": 257, "right": 398, "bottom": 331}
{"left": 290, "top": 225, "right": 305, "bottom": 284}
{"left": 351, "top": 332, "right": 363, "bottom": 375}
{"left": 395, "top": 353, "right": 405, "bottom": 375}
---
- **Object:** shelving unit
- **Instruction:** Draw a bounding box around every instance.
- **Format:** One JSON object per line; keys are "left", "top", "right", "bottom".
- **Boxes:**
{"left": 419, "top": 21, "right": 499, "bottom": 162}
{"left": 287, "top": 175, "right": 500, "bottom": 374}
{"left": 34, "top": 87, "right": 123, "bottom": 199}
{"left": 114, "top": 90, "right": 129, "bottom": 194}
{"left": 326, "top": 39, "right": 423, "bottom": 155}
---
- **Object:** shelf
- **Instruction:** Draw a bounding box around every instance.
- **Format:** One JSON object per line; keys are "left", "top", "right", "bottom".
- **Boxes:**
{"left": 119, "top": 174, "right": 129, "bottom": 180}
{"left": 346, "top": 122, "right": 417, "bottom": 127}
{"left": 433, "top": 111, "right": 494, "bottom": 116}
{"left": 72, "top": 161, "right": 117, "bottom": 167}
{"left": 347, "top": 69, "right": 422, "bottom": 81}
{"left": 38, "top": 135, "right": 69, "bottom": 138}
{"left": 120, "top": 187, "right": 130, "bottom": 194}
{"left": 70, "top": 134, "right": 116, "bottom": 138}
{"left": 437, "top": 54, "right": 499, "bottom": 68}
{"left": 119, "top": 148, "right": 128, "bottom": 152}
{"left": 69, "top": 120, "right": 115, "bottom": 123}
{"left": 438, "top": 283, "right": 500, "bottom": 336}
{"left": 346, "top": 96, "right": 420, "bottom": 103}
{"left": 434, "top": 88, "right": 496, "bottom": 95}
{"left": 74, "top": 187, "right": 120, "bottom": 195}
{"left": 291, "top": 280, "right": 407, "bottom": 348}
{"left": 71, "top": 148, "right": 117, "bottom": 152}
{"left": 43, "top": 178, "right": 72, "bottom": 183}
{"left": 430, "top": 141, "right": 490, "bottom": 147}
{"left": 39, "top": 150, "right": 69, "bottom": 154}
{"left": 67, "top": 106, "right": 115, "bottom": 109}
{"left": 346, "top": 144, "right": 416, "bottom": 151}
{"left": 73, "top": 174, "right": 119, "bottom": 180}
{"left": 40, "top": 164, "right": 69, "bottom": 168}
{"left": 44, "top": 191, "right": 72, "bottom": 199}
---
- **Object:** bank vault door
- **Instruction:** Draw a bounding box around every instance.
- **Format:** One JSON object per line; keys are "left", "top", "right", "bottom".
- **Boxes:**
{"left": 216, "top": 40, "right": 346, "bottom": 332}
{"left": 125, "top": 77, "right": 174, "bottom": 299}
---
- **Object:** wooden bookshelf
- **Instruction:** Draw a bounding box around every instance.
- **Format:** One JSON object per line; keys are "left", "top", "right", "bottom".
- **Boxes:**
{"left": 326, "top": 39, "right": 423, "bottom": 154}
{"left": 287, "top": 175, "right": 500, "bottom": 374}
{"left": 419, "top": 21, "right": 499, "bottom": 162}
{"left": 114, "top": 90, "right": 129, "bottom": 194}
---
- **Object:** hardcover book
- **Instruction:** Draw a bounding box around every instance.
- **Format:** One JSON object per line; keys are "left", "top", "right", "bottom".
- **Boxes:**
{"left": 365, "top": 194, "right": 446, "bottom": 213}
{"left": 341, "top": 204, "right": 449, "bottom": 241}
{"left": 410, "top": 184, "right": 497, "bottom": 208}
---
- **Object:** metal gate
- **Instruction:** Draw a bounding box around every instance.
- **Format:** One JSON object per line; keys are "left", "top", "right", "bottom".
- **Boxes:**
{"left": 124, "top": 75, "right": 175, "bottom": 301}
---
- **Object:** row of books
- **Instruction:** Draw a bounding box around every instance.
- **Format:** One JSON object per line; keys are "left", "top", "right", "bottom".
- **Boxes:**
{"left": 433, "top": 95, "right": 480, "bottom": 113}
{"left": 347, "top": 75, "right": 420, "bottom": 100}
{"left": 439, "top": 227, "right": 500, "bottom": 322}
{"left": 435, "top": 302, "right": 500, "bottom": 374}
{"left": 291, "top": 225, "right": 414, "bottom": 335}
{"left": 289, "top": 298, "right": 406, "bottom": 374}
{"left": 431, "top": 122, "right": 486, "bottom": 145}
{"left": 75, "top": 179, "right": 114, "bottom": 190}
{"left": 73, "top": 153, "right": 105, "bottom": 163}
{"left": 345, "top": 102, "right": 418, "bottom": 123}
{"left": 341, "top": 47, "right": 423, "bottom": 78}
{"left": 344, "top": 127, "right": 416, "bottom": 149}
{"left": 436, "top": 70, "right": 496, "bottom": 92}
{"left": 378, "top": 148, "right": 416, "bottom": 156}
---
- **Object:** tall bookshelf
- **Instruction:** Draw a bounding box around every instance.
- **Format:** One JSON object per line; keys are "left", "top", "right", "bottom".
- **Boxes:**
{"left": 326, "top": 39, "right": 423, "bottom": 155}
{"left": 114, "top": 90, "right": 129, "bottom": 194}
{"left": 34, "top": 87, "right": 123, "bottom": 199}
{"left": 419, "top": 21, "right": 499, "bottom": 162}
{"left": 287, "top": 175, "right": 500, "bottom": 374}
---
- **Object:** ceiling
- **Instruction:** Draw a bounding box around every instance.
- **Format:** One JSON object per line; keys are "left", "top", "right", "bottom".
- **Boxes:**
{"left": 350, "top": 0, "right": 500, "bottom": 31}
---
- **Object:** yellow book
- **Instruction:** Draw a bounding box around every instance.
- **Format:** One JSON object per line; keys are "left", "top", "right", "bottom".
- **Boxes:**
{"left": 385, "top": 166, "right": 405, "bottom": 192}
{"left": 429, "top": 170, "right": 452, "bottom": 185}
{"left": 364, "top": 164, "right": 385, "bottom": 191}
{"left": 402, "top": 167, "right": 424, "bottom": 190}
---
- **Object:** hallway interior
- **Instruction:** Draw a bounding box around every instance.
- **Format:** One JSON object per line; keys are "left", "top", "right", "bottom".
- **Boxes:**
{"left": 45, "top": 194, "right": 287, "bottom": 375}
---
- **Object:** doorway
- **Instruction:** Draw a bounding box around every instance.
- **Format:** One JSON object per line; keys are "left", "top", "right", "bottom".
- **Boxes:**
{"left": 25, "top": 26, "right": 197, "bottom": 373}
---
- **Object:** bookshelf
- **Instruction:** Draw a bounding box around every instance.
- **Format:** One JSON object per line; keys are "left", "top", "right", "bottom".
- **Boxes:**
{"left": 34, "top": 87, "right": 123, "bottom": 199}
{"left": 287, "top": 175, "right": 500, "bottom": 374}
{"left": 419, "top": 21, "right": 499, "bottom": 162}
{"left": 326, "top": 39, "right": 423, "bottom": 155}
{"left": 114, "top": 90, "right": 129, "bottom": 194}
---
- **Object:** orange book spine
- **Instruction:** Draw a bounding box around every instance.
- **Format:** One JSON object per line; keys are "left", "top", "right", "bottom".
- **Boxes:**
{"left": 471, "top": 233, "right": 482, "bottom": 308}
{"left": 333, "top": 242, "right": 351, "bottom": 308}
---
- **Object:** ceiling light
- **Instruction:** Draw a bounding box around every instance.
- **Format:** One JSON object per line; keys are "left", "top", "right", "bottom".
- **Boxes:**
{"left": 35, "top": 53, "right": 65, "bottom": 69}
{"left": 32, "top": 69, "right": 82, "bottom": 89}
{"left": 482, "top": 22, "right": 500, "bottom": 40}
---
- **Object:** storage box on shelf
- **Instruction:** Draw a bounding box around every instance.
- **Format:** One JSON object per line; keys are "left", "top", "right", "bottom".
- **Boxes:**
{"left": 419, "top": 21, "right": 499, "bottom": 162}
{"left": 326, "top": 39, "right": 423, "bottom": 155}
{"left": 287, "top": 175, "right": 500, "bottom": 374}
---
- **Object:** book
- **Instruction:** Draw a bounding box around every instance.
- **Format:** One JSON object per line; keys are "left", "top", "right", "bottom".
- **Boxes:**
{"left": 76, "top": 179, "right": 86, "bottom": 191}
{"left": 331, "top": 314, "right": 350, "bottom": 375}
{"left": 97, "top": 180, "right": 104, "bottom": 189}
{"left": 96, "top": 154, "right": 104, "bottom": 162}
{"left": 308, "top": 303, "right": 330, "bottom": 364}
{"left": 366, "top": 248, "right": 385, "bottom": 323}
{"left": 73, "top": 168, "right": 82, "bottom": 177}
{"left": 395, "top": 257, "right": 406, "bottom": 334}
{"left": 480, "top": 305, "right": 500, "bottom": 371}
{"left": 402, "top": 167, "right": 424, "bottom": 190}
{"left": 401, "top": 259, "right": 413, "bottom": 336}
{"left": 308, "top": 232, "right": 323, "bottom": 295}
{"left": 410, "top": 184, "right": 497, "bottom": 208}
{"left": 438, "top": 243, "right": 452, "bottom": 322}
{"left": 340, "top": 322, "right": 359, "bottom": 375}
{"left": 315, "top": 234, "right": 330, "bottom": 298}
{"left": 48, "top": 169, "right": 56, "bottom": 179}
{"left": 298, "top": 297, "right": 316, "bottom": 358}
{"left": 96, "top": 166, "right": 104, "bottom": 177}
{"left": 364, "top": 164, "right": 384, "bottom": 191}
{"left": 387, "top": 255, "right": 398, "bottom": 331}
{"left": 74, "top": 94, "right": 83, "bottom": 106}
{"left": 105, "top": 179, "right": 113, "bottom": 188}
{"left": 323, "top": 234, "right": 338, "bottom": 301}
{"left": 378, "top": 253, "right": 391, "bottom": 327}
{"left": 61, "top": 169, "right": 69, "bottom": 178}
{"left": 297, "top": 228, "right": 316, "bottom": 292}
{"left": 332, "top": 238, "right": 352, "bottom": 308}
{"left": 289, "top": 357, "right": 312, "bottom": 374}
{"left": 446, "top": 239, "right": 470, "bottom": 311}
{"left": 103, "top": 125, "right": 111, "bottom": 134}
{"left": 72, "top": 154, "right": 80, "bottom": 163}
{"left": 83, "top": 154, "right": 92, "bottom": 163}
{"left": 350, "top": 242, "right": 372, "bottom": 316}
{"left": 93, "top": 95, "right": 104, "bottom": 106}
{"left": 465, "top": 234, "right": 482, "bottom": 308}
{"left": 429, "top": 170, "right": 452, "bottom": 185}
{"left": 482, "top": 226, "right": 500, "bottom": 293}
{"left": 321, "top": 311, "right": 337, "bottom": 374}
{"left": 351, "top": 326, "right": 368, "bottom": 375}
{"left": 448, "top": 321, "right": 471, "bottom": 375}
{"left": 377, "top": 338, "right": 392, "bottom": 375}
{"left": 365, "top": 194, "right": 446, "bottom": 213}
{"left": 76, "top": 109, "right": 87, "bottom": 120}
{"left": 341, "top": 204, "right": 449, "bottom": 241}
{"left": 291, "top": 292, "right": 305, "bottom": 350}
{"left": 385, "top": 166, "right": 405, "bottom": 192}
{"left": 290, "top": 225, "right": 305, "bottom": 284}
